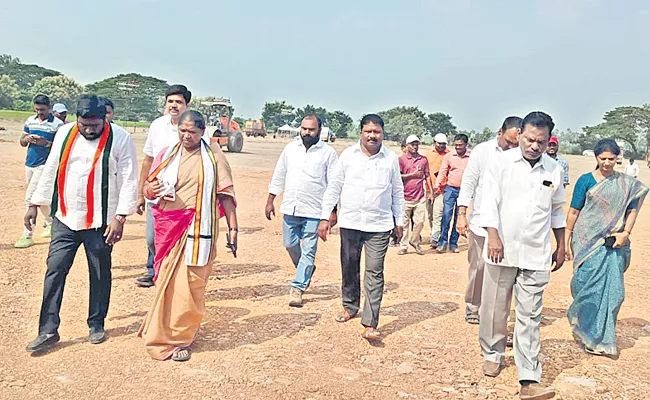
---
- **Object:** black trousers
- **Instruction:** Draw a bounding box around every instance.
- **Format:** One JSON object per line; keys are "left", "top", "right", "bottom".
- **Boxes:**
{"left": 38, "top": 218, "right": 113, "bottom": 334}
{"left": 340, "top": 228, "right": 390, "bottom": 328}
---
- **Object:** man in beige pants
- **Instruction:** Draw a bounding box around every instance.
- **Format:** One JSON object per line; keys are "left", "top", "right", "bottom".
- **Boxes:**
{"left": 479, "top": 112, "right": 565, "bottom": 400}
{"left": 398, "top": 135, "right": 433, "bottom": 255}
{"left": 425, "top": 133, "right": 449, "bottom": 247}
{"left": 456, "top": 117, "right": 522, "bottom": 324}
{"left": 15, "top": 95, "right": 64, "bottom": 248}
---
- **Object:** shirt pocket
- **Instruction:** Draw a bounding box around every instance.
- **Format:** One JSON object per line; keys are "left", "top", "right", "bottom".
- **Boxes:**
{"left": 369, "top": 166, "right": 391, "bottom": 189}
{"left": 537, "top": 185, "right": 553, "bottom": 211}
{"left": 304, "top": 161, "right": 323, "bottom": 180}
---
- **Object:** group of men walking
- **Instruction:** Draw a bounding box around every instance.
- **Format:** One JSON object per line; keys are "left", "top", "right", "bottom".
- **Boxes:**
{"left": 268, "top": 111, "right": 570, "bottom": 399}
{"left": 17, "top": 88, "right": 571, "bottom": 398}
{"left": 269, "top": 114, "right": 404, "bottom": 340}
{"left": 395, "top": 132, "right": 471, "bottom": 255}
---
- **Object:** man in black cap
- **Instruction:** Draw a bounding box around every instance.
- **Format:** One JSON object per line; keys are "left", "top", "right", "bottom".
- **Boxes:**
{"left": 24, "top": 94, "right": 139, "bottom": 352}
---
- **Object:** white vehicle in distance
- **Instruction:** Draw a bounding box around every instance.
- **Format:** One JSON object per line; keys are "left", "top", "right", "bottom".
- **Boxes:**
{"left": 320, "top": 127, "right": 336, "bottom": 142}
{"left": 582, "top": 149, "right": 595, "bottom": 157}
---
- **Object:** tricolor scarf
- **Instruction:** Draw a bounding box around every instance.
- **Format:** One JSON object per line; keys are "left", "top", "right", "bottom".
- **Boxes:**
{"left": 147, "top": 139, "right": 218, "bottom": 267}
{"left": 51, "top": 122, "right": 114, "bottom": 229}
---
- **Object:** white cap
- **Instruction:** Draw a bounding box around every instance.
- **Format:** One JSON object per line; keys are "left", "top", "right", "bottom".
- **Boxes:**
{"left": 52, "top": 103, "right": 68, "bottom": 113}
{"left": 434, "top": 133, "right": 448, "bottom": 144}
{"left": 405, "top": 134, "right": 420, "bottom": 144}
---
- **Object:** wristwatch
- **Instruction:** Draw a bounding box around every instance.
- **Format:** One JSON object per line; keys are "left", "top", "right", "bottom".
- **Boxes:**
{"left": 114, "top": 215, "right": 126, "bottom": 224}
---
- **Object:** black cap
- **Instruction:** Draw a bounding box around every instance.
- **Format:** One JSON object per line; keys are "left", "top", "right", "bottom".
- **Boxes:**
{"left": 76, "top": 95, "right": 107, "bottom": 119}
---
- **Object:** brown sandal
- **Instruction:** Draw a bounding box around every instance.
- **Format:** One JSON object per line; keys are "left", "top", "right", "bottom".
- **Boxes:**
{"left": 335, "top": 308, "right": 357, "bottom": 323}
{"left": 362, "top": 327, "right": 381, "bottom": 341}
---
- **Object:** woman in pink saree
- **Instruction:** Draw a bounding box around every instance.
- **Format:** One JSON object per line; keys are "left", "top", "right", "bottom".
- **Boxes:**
{"left": 138, "top": 110, "right": 237, "bottom": 361}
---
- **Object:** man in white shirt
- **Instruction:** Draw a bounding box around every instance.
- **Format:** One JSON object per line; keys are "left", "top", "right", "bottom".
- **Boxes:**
{"left": 135, "top": 85, "right": 206, "bottom": 288}
{"left": 266, "top": 115, "right": 339, "bottom": 307}
{"left": 624, "top": 158, "right": 639, "bottom": 178}
{"left": 478, "top": 111, "right": 565, "bottom": 400}
{"left": 456, "top": 116, "right": 522, "bottom": 325}
{"left": 24, "top": 95, "right": 138, "bottom": 353}
{"left": 318, "top": 114, "right": 405, "bottom": 341}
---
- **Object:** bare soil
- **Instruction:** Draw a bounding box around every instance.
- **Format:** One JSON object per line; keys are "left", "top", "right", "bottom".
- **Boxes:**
{"left": 0, "top": 118, "right": 648, "bottom": 400}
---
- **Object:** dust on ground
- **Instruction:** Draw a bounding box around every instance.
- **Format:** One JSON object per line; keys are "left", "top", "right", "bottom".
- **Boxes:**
{"left": 0, "top": 118, "right": 649, "bottom": 400}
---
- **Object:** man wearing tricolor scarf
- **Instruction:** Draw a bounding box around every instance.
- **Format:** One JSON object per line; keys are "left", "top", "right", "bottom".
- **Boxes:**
{"left": 25, "top": 95, "right": 139, "bottom": 353}
{"left": 138, "top": 110, "right": 237, "bottom": 362}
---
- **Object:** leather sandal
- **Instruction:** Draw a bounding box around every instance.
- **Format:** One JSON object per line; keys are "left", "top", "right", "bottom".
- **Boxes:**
{"left": 171, "top": 346, "right": 191, "bottom": 362}
{"left": 334, "top": 308, "right": 357, "bottom": 323}
{"left": 361, "top": 327, "right": 381, "bottom": 341}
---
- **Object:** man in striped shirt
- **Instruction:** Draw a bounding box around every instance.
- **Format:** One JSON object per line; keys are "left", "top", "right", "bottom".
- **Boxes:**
{"left": 15, "top": 95, "right": 64, "bottom": 248}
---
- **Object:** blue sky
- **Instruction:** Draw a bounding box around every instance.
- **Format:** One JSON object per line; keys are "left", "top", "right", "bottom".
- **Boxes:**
{"left": 2, "top": 0, "right": 649, "bottom": 131}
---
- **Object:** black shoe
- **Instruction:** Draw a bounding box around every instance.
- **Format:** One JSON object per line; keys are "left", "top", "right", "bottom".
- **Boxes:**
{"left": 26, "top": 333, "right": 60, "bottom": 353}
{"left": 136, "top": 275, "right": 154, "bottom": 287}
{"left": 88, "top": 327, "right": 107, "bottom": 344}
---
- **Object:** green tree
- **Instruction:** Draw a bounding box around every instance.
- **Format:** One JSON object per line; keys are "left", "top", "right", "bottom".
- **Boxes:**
{"left": 0, "top": 74, "right": 20, "bottom": 109}
{"left": 579, "top": 105, "right": 650, "bottom": 156}
{"left": 328, "top": 110, "right": 353, "bottom": 139}
{"left": 32, "top": 75, "right": 84, "bottom": 109}
{"left": 86, "top": 73, "right": 169, "bottom": 121}
{"left": 384, "top": 114, "right": 427, "bottom": 142}
{"left": 378, "top": 106, "right": 428, "bottom": 141}
{"left": 233, "top": 116, "right": 246, "bottom": 127}
{"left": 0, "top": 54, "right": 61, "bottom": 90}
{"left": 426, "top": 112, "right": 457, "bottom": 136}
{"left": 554, "top": 128, "right": 582, "bottom": 155}
{"left": 469, "top": 127, "right": 493, "bottom": 145}
{"left": 261, "top": 101, "right": 295, "bottom": 132}
{"left": 294, "top": 104, "right": 330, "bottom": 125}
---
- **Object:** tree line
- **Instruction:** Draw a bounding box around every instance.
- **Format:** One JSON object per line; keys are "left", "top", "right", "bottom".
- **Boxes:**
{"left": 1, "top": 54, "right": 648, "bottom": 155}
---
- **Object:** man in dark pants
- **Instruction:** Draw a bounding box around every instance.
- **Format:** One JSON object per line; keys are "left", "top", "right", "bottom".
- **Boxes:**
{"left": 318, "top": 114, "right": 405, "bottom": 341}
{"left": 24, "top": 95, "right": 138, "bottom": 352}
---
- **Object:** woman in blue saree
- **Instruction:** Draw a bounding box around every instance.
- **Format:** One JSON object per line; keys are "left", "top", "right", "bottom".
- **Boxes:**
{"left": 565, "top": 139, "right": 648, "bottom": 357}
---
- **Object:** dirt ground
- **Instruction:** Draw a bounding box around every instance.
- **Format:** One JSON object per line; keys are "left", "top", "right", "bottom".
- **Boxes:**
{"left": 0, "top": 118, "right": 649, "bottom": 400}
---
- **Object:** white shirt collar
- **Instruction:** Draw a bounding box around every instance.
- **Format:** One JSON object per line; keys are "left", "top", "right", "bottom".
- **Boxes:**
{"left": 509, "top": 148, "right": 556, "bottom": 171}
{"left": 352, "top": 140, "right": 388, "bottom": 158}
{"left": 296, "top": 138, "right": 325, "bottom": 151}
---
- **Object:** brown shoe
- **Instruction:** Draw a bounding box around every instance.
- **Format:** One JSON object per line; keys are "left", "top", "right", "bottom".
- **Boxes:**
{"left": 334, "top": 308, "right": 357, "bottom": 323}
{"left": 519, "top": 383, "right": 556, "bottom": 400}
{"left": 361, "top": 327, "right": 381, "bottom": 341}
{"left": 482, "top": 360, "right": 502, "bottom": 377}
{"left": 288, "top": 287, "right": 303, "bottom": 307}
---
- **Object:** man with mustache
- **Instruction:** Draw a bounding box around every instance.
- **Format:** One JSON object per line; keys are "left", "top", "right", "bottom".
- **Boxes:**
{"left": 135, "top": 85, "right": 208, "bottom": 288}
{"left": 24, "top": 95, "right": 138, "bottom": 352}
{"left": 435, "top": 133, "right": 471, "bottom": 253}
{"left": 456, "top": 116, "right": 522, "bottom": 325}
{"left": 479, "top": 111, "right": 565, "bottom": 400}
{"left": 318, "top": 114, "right": 405, "bottom": 341}
{"left": 266, "top": 115, "right": 339, "bottom": 307}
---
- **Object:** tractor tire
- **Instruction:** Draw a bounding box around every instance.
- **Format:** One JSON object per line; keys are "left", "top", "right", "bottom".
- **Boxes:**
{"left": 227, "top": 131, "right": 244, "bottom": 153}
{"left": 330, "top": 136, "right": 335, "bottom": 143}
